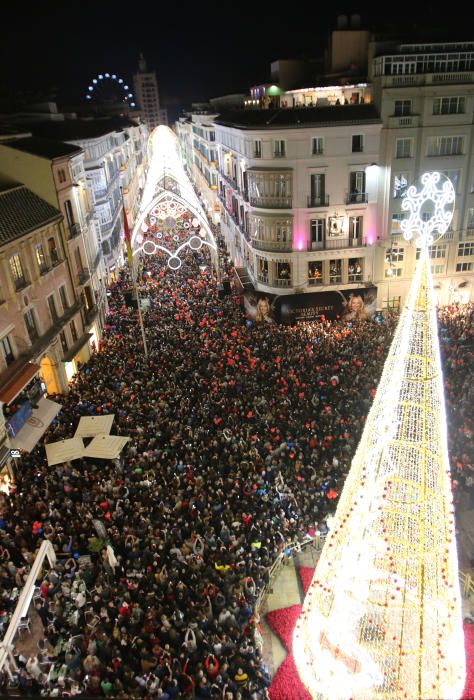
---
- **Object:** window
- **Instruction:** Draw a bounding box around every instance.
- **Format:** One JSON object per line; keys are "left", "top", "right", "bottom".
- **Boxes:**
{"left": 433, "top": 97, "right": 465, "bottom": 115}
{"left": 458, "top": 242, "right": 474, "bottom": 256}
{"left": 468, "top": 208, "right": 474, "bottom": 229}
{"left": 9, "top": 254, "right": 27, "bottom": 290}
{"left": 273, "top": 140, "right": 286, "bottom": 157}
{"left": 254, "top": 140, "right": 262, "bottom": 158}
{"left": 329, "top": 259, "right": 342, "bottom": 283}
{"left": 59, "top": 331, "right": 68, "bottom": 354}
{"left": 385, "top": 267, "right": 402, "bottom": 277}
{"left": 349, "top": 216, "right": 363, "bottom": 239}
{"left": 348, "top": 171, "right": 366, "bottom": 203}
{"left": 308, "top": 261, "right": 323, "bottom": 285}
{"left": 432, "top": 264, "right": 445, "bottom": 275}
{"left": 276, "top": 262, "right": 291, "bottom": 280}
{"left": 1, "top": 335, "right": 15, "bottom": 366}
{"left": 309, "top": 174, "right": 326, "bottom": 205}
{"left": 70, "top": 320, "right": 78, "bottom": 343}
{"left": 24, "top": 308, "right": 39, "bottom": 343}
{"left": 391, "top": 212, "right": 409, "bottom": 233}
{"left": 58, "top": 169, "right": 66, "bottom": 183}
{"left": 427, "top": 136, "right": 464, "bottom": 157}
{"left": 47, "top": 294, "right": 59, "bottom": 322}
{"left": 310, "top": 219, "right": 325, "bottom": 248}
{"left": 35, "top": 244, "right": 48, "bottom": 274}
{"left": 256, "top": 257, "right": 268, "bottom": 282}
{"left": 348, "top": 258, "right": 363, "bottom": 282}
{"left": 394, "top": 100, "right": 412, "bottom": 116}
{"left": 48, "top": 237, "right": 59, "bottom": 265}
{"left": 456, "top": 262, "right": 473, "bottom": 272}
{"left": 395, "top": 138, "right": 413, "bottom": 159}
{"left": 59, "top": 285, "right": 69, "bottom": 311}
{"left": 312, "top": 137, "right": 323, "bottom": 155}
{"left": 390, "top": 247, "right": 404, "bottom": 262}
{"left": 416, "top": 244, "right": 446, "bottom": 259}
{"left": 441, "top": 169, "right": 460, "bottom": 192}
{"left": 393, "top": 173, "right": 409, "bottom": 198}
{"left": 352, "top": 134, "right": 363, "bottom": 153}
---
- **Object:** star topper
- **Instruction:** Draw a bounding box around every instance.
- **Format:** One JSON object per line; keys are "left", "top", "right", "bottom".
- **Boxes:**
{"left": 401, "top": 171, "right": 455, "bottom": 247}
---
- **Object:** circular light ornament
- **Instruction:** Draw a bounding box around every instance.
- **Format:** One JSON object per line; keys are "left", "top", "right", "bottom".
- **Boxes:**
{"left": 401, "top": 171, "right": 455, "bottom": 247}
{"left": 143, "top": 240, "right": 156, "bottom": 255}
{"left": 156, "top": 232, "right": 163, "bottom": 239}
{"left": 173, "top": 234, "right": 179, "bottom": 241}
{"left": 168, "top": 256, "right": 182, "bottom": 270}
{"left": 183, "top": 222, "right": 190, "bottom": 229}
{"left": 189, "top": 235, "right": 203, "bottom": 251}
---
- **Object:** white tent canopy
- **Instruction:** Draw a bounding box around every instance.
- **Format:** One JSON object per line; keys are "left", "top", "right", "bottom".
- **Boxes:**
{"left": 75, "top": 414, "right": 115, "bottom": 438}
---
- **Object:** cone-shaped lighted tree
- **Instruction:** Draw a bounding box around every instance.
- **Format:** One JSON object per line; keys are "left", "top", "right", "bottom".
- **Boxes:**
{"left": 293, "top": 172, "right": 466, "bottom": 700}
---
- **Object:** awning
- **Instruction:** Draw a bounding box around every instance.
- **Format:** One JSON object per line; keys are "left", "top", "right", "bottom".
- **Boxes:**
{"left": 45, "top": 437, "right": 84, "bottom": 466}
{"left": 75, "top": 414, "right": 115, "bottom": 438}
{"left": 82, "top": 435, "right": 130, "bottom": 460}
{"left": 11, "top": 398, "right": 62, "bottom": 453}
{"left": 62, "top": 333, "right": 92, "bottom": 363}
{"left": 0, "top": 362, "right": 39, "bottom": 405}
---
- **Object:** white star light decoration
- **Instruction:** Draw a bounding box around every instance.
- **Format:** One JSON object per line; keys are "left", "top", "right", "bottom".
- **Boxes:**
{"left": 401, "top": 171, "right": 455, "bottom": 247}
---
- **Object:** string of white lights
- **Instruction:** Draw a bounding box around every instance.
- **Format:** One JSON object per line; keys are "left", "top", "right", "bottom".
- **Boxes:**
{"left": 293, "top": 172, "right": 465, "bottom": 700}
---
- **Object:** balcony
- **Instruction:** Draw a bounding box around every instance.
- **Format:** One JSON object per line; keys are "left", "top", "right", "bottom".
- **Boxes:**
{"left": 325, "top": 237, "right": 362, "bottom": 250}
{"left": 345, "top": 192, "right": 368, "bottom": 205}
{"left": 257, "top": 274, "right": 269, "bottom": 284}
{"left": 14, "top": 277, "right": 29, "bottom": 292}
{"left": 91, "top": 250, "right": 103, "bottom": 272}
{"left": 272, "top": 278, "right": 292, "bottom": 288}
{"left": 388, "top": 115, "right": 421, "bottom": 128}
{"left": 382, "top": 72, "right": 474, "bottom": 89}
{"left": 308, "top": 277, "right": 324, "bottom": 286}
{"left": 273, "top": 152, "right": 286, "bottom": 158}
{"left": 348, "top": 273, "right": 363, "bottom": 283}
{"left": 249, "top": 195, "right": 292, "bottom": 209}
{"left": 252, "top": 239, "right": 293, "bottom": 252}
{"left": 68, "top": 222, "right": 82, "bottom": 240}
{"left": 77, "top": 268, "right": 90, "bottom": 285}
{"left": 307, "top": 195, "right": 329, "bottom": 208}
{"left": 85, "top": 304, "right": 98, "bottom": 326}
{"left": 39, "top": 264, "right": 51, "bottom": 276}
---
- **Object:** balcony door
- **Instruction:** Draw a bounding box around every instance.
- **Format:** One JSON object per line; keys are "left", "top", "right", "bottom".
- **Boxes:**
{"left": 310, "top": 174, "right": 325, "bottom": 205}
{"left": 349, "top": 171, "right": 365, "bottom": 202}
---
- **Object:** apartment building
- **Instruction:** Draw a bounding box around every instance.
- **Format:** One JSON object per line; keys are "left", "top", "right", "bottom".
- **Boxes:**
{"left": 179, "top": 34, "right": 474, "bottom": 312}
{"left": 370, "top": 39, "right": 474, "bottom": 307}
{"left": 0, "top": 137, "right": 105, "bottom": 353}
{"left": 213, "top": 103, "right": 381, "bottom": 296}
{"left": 0, "top": 184, "right": 85, "bottom": 454}
{"left": 30, "top": 117, "right": 149, "bottom": 281}
{"left": 176, "top": 113, "right": 220, "bottom": 225}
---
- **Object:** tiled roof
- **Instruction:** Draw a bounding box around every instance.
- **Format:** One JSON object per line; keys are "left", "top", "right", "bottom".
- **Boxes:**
{"left": 213, "top": 104, "right": 381, "bottom": 129}
{"left": 4, "top": 137, "right": 82, "bottom": 159}
{"left": 0, "top": 184, "right": 62, "bottom": 246}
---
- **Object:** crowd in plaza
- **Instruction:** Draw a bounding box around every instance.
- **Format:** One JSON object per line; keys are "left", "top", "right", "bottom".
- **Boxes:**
{"left": 0, "top": 249, "right": 472, "bottom": 698}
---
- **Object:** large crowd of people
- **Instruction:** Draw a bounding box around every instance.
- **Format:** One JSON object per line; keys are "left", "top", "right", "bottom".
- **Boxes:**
{"left": 0, "top": 249, "right": 472, "bottom": 698}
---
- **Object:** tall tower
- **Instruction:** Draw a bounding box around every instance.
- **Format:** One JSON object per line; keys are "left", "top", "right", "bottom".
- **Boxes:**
{"left": 293, "top": 173, "right": 465, "bottom": 700}
{"left": 133, "top": 53, "right": 167, "bottom": 130}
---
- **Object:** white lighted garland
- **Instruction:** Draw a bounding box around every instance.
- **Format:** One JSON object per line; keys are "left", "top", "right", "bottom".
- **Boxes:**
{"left": 293, "top": 173, "right": 465, "bottom": 700}
{"left": 401, "top": 171, "right": 455, "bottom": 246}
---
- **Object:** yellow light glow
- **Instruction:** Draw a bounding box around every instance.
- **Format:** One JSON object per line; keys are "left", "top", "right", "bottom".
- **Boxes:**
{"left": 293, "top": 174, "right": 465, "bottom": 700}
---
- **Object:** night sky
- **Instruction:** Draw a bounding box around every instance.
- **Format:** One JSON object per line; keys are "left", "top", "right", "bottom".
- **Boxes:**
{"left": 1, "top": 2, "right": 467, "bottom": 119}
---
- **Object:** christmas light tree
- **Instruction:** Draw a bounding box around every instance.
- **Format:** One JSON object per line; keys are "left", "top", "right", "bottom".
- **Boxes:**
{"left": 293, "top": 172, "right": 466, "bottom": 700}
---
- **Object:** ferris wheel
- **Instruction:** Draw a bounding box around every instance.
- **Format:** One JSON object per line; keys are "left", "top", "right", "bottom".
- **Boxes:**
{"left": 85, "top": 72, "right": 137, "bottom": 108}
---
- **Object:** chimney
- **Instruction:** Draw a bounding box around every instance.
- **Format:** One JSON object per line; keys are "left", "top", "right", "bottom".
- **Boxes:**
{"left": 350, "top": 14, "right": 361, "bottom": 28}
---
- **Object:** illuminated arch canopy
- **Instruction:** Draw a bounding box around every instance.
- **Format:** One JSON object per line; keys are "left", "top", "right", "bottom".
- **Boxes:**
{"left": 85, "top": 72, "right": 136, "bottom": 108}
{"left": 132, "top": 126, "right": 218, "bottom": 270}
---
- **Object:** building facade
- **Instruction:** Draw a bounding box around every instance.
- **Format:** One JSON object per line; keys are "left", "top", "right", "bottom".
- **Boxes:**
{"left": 213, "top": 104, "right": 381, "bottom": 297}
{"left": 370, "top": 39, "right": 474, "bottom": 307}
{"left": 0, "top": 185, "right": 87, "bottom": 459}
{"left": 176, "top": 113, "right": 220, "bottom": 225}
{"left": 133, "top": 54, "right": 167, "bottom": 130}
{"left": 0, "top": 138, "right": 105, "bottom": 360}
{"left": 178, "top": 35, "right": 474, "bottom": 311}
